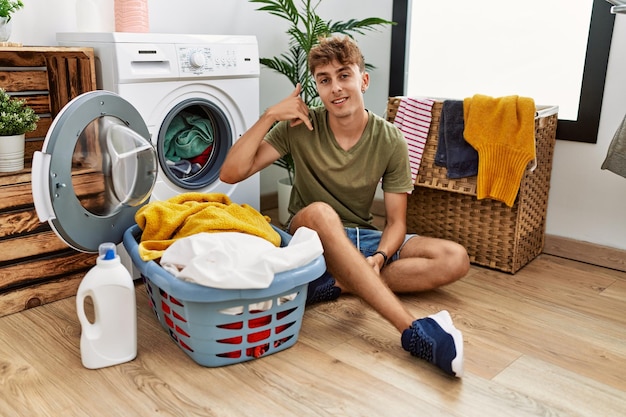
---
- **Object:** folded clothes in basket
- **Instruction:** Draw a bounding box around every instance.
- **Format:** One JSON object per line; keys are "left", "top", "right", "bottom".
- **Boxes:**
{"left": 135, "top": 192, "right": 281, "bottom": 261}
{"left": 160, "top": 226, "right": 323, "bottom": 289}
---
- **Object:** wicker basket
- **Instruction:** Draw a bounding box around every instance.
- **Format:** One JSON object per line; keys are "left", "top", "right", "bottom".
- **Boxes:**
{"left": 387, "top": 97, "right": 558, "bottom": 273}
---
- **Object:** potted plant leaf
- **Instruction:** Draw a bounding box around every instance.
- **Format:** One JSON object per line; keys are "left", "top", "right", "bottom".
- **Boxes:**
{"left": 250, "top": 0, "right": 394, "bottom": 223}
{"left": 0, "top": 88, "right": 39, "bottom": 172}
{"left": 0, "top": 0, "right": 24, "bottom": 42}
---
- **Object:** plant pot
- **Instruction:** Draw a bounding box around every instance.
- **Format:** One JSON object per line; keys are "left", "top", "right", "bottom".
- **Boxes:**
{"left": 0, "top": 17, "right": 12, "bottom": 42}
{"left": 277, "top": 177, "right": 293, "bottom": 226}
{"left": 0, "top": 133, "right": 25, "bottom": 172}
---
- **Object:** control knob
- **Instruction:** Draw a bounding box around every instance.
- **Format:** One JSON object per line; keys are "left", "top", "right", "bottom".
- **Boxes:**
{"left": 189, "top": 51, "right": 207, "bottom": 69}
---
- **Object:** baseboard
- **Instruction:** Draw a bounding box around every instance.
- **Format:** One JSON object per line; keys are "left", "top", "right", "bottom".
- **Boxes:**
{"left": 543, "top": 234, "right": 626, "bottom": 272}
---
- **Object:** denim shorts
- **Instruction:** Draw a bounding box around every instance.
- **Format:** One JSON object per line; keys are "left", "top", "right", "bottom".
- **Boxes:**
{"left": 345, "top": 227, "right": 415, "bottom": 264}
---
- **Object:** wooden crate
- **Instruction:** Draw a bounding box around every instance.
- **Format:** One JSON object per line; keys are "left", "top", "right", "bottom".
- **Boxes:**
{"left": 0, "top": 47, "right": 98, "bottom": 317}
{"left": 387, "top": 97, "right": 558, "bottom": 273}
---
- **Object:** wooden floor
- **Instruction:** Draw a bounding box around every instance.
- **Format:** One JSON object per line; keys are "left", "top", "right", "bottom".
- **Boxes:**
{"left": 0, "top": 208, "right": 625, "bottom": 416}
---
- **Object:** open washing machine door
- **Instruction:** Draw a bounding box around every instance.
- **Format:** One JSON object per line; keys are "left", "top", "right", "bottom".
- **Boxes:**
{"left": 31, "top": 91, "right": 158, "bottom": 253}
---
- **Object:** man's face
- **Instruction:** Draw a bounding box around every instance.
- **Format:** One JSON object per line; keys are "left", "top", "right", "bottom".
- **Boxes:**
{"left": 313, "top": 60, "right": 369, "bottom": 119}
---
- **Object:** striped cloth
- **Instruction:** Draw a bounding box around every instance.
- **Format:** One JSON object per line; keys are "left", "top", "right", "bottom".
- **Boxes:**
{"left": 393, "top": 97, "right": 435, "bottom": 184}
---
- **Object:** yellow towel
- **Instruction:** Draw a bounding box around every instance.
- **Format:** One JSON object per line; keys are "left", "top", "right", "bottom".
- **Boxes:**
{"left": 463, "top": 94, "right": 536, "bottom": 207}
{"left": 135, "top": 192, "right": 281, "bottom": 261}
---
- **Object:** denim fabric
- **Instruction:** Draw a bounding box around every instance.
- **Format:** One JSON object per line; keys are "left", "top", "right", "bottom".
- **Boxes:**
{"left": 344, "top": 227, "right": 414, "bottom": 263}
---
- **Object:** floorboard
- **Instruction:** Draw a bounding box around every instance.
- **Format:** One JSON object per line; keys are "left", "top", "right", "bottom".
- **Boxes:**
{"left": 0, "top": 207, "right": 624, "bottom": 416}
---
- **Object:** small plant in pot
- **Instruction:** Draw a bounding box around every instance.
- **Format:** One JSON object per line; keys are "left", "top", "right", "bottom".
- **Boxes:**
{"left": 0, "top": 88, "right": 38, "bottom": 136}
{"left": 0, "top": 88, "right": 39, "bottom": 172}
{"left": 0, "top": 0, "right": 24, "bottom": 22}
{"left": 0, "top": 0, "right": 24, "bottom": 41}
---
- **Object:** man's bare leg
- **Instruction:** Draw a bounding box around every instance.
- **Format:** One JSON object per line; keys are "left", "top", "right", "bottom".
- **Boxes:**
{"left": 289, "top": 202, "right": 465, "bottom": 377}
{"left": 380, "top": 236, "right": 470, "bottom": 293}
{"left": 289, "top": 202, "right": 414, "bottom": 332}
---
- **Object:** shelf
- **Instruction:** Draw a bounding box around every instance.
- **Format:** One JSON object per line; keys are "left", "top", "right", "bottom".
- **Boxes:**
{"left": 0, "top": 47, "right": 98, "bottom": 317}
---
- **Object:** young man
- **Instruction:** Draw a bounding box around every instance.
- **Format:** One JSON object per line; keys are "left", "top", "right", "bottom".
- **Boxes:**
{"left": 220, "top": 36, "right": 469, "bottom": 377}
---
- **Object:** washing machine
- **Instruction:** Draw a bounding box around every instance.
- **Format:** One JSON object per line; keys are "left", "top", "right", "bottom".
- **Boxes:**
{"left": 56, "top": 32, "right": 260, "bottom": 210}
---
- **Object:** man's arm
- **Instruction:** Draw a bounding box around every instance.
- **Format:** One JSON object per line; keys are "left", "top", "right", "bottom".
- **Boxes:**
{"left": 220, "top": 84, "right": 312, "bottom": 184}
{"left": 367, "top": 191, "right": 408, "bottom": 271}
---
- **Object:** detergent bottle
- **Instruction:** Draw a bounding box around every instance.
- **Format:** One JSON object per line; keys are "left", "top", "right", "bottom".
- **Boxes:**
{"left": 76, "top": 242, "right": 137, "bottom": 369}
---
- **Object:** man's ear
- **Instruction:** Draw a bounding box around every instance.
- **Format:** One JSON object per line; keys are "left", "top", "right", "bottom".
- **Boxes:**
{"left": 361, "top": 72, "right": 370, "bottom": 93}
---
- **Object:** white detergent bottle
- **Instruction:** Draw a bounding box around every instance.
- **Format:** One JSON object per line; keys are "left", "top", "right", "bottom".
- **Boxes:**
{"left": 76, "top": 242, "right": 137, "bottom": 369}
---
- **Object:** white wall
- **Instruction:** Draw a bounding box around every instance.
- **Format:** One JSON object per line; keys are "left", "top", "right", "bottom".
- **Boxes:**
{"left": 7, "top": 1, "right": 626, "bottom": 251}
{"left": 546, "top": 16, "right": 626, "bottom": 250}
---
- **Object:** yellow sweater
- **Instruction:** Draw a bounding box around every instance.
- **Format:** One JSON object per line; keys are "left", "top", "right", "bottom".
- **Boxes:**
{"left": 135, "top": 192, "right": 281, "bottom": 261}
{"left": 463, "top": 94, "right": 536, "bottom": 207}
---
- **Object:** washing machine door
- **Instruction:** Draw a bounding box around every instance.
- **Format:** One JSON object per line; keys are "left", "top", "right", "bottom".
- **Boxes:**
{"left": 31, "top": 91, "right": 157, "bottom": 253}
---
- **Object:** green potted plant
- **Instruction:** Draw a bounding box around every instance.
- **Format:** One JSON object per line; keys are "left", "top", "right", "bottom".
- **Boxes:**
{"left": 250, "top": 0, "right": 393, "bottom": 223}
{"left": 0, "top": 0, "right": 23, "bottom": 41}
{"left": 0, "top": 0, "right": 23, "bottom": 21}
{"left": 0, "top": 87, "right": 39, "bottom": 172}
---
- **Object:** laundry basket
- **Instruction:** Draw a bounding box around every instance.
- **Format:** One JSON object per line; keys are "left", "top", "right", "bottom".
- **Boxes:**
{"left": 123, "top": 224, "right": 326, "bottom": 367}
{"left": 387, "top": 97, "right": 559, "bottom": 273}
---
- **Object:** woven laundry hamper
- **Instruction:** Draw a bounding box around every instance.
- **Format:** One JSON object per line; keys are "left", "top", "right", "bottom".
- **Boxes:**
{"left": 386, "top": 97, "right": 558, "bottom": 273}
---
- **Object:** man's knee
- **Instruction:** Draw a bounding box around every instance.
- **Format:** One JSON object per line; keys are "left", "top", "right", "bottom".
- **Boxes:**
{"left": 290, "top": 201, "right": 342, "bottom": 232}
{"left": 401, "top": 236, "right": 470, "bottom": 282}
{"left": 446, "top": 242, "right": 471, "bottom": 280}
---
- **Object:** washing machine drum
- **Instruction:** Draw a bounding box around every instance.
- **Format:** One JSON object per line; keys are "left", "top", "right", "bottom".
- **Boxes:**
{"left": 158, "top": 99, "right": 231, "bottom": 190}
{"left": 32, "top": 91, "right": 158, "bottom": 253}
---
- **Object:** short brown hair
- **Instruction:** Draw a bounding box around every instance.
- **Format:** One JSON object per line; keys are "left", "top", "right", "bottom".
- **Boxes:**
{"left": 308, "top": 36, "right": 365, "bottom": 75}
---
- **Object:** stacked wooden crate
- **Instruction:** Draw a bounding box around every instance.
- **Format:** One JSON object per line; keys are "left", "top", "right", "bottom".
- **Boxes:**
{"left": 0, "top": 47, "right": 97, "bottom": 317}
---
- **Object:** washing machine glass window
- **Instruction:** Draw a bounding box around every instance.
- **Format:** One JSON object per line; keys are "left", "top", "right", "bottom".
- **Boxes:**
{"left": 72, "top": 115, "right": 158, "bottom": 217}
{"left": 158, "top": 98, "right": 232, "bottom": 190}
{"left": 32, "top": 91, "right": 158, "bottom": 253}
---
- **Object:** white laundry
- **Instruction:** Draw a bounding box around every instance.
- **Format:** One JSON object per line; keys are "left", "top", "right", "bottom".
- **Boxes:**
{"left": 160, "top": 227, "right": 323, "bottom": 289}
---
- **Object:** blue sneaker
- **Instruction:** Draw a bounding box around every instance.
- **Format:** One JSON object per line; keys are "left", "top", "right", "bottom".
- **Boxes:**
{"left": 401, "top": 310, "right": 464, "bottom": 377}
{"left": 305, "top": 271, "right": 341, "bottom": 306}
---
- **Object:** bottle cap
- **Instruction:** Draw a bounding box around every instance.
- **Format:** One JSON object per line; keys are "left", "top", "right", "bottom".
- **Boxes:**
{"left": 98, "top": 242, "right": 117, "bottom": 260}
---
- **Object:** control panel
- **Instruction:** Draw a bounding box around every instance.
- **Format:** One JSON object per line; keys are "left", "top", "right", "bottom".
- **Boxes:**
{"left": 178, "top": 44, "right": 257, "bottom": 77}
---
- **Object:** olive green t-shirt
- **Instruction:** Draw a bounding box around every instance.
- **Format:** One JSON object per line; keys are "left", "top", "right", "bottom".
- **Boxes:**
{"left": 265, "top": 107, "right": 413, "bottom": 229}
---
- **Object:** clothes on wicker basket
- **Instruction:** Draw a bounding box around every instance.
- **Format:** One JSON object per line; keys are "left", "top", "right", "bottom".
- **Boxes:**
{"left": 463, "top": 94, "right": 536, "bottom": 207}
{"left": 392, "top": 97, "right": 435, "bottom": 185}
{"left": 435, "top": 100, "right": 478, "bottom": 179}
